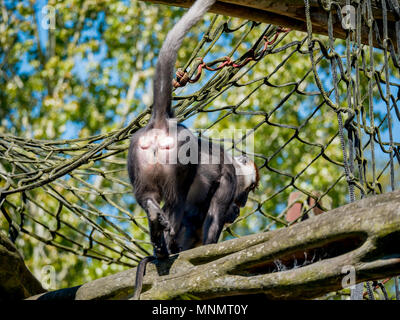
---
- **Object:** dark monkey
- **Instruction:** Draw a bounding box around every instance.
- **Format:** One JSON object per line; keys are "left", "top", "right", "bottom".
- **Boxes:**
{"left": 128, "top": 0, "right": 258, "bottom": 299}
{"left": 173, "top": 155, "right": 259, "bottom": 251}
{"left": 131, "top": 154, "right": 258, "bottom": 300}
{"left": 128, "top": 0, "right": 222, "bottom": 259}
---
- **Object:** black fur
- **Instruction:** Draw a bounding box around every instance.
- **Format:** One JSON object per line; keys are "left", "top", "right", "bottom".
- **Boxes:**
{"left": 128, "top": 0, "right": 219, "bottom": 260}
{"left": 127, "top": 0, "right": 255, "bottom": 299}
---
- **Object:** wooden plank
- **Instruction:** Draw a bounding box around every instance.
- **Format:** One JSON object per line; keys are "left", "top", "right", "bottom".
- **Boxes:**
{"left": 142, "top": 0, "right": 399, "bottom": 50}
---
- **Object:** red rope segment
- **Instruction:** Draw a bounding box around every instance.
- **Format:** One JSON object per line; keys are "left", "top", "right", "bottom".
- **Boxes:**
{"left": 172, "top": 27, "right": 291, "bottom": 88}
{"left": 362, "top": 278, "right": 391, "bottom": 298}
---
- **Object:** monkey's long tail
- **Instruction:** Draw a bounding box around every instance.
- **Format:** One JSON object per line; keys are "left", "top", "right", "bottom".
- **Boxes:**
{"left": 150, "top": 0, "right": 217, "bottom": 126}
{"left": 131, "top": 255, "right": 156, "bottom": 300}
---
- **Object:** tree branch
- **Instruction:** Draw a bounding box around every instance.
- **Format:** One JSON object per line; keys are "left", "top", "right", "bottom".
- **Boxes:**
{"left": 0, "top": 231, "right": 45, "bottom": 300}
{"left": 26, "top": 190, "right": 400, "bottom": 300}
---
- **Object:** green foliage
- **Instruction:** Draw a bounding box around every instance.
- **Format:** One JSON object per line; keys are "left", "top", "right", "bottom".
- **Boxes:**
{"left": 0, "top": 0, "right": 347, "bottom": 288}
{"left": 1, "top": 0, "right": 178, "bottom": 287}
{"left": 1, "top": 0, "right": 396, "bottom": 299}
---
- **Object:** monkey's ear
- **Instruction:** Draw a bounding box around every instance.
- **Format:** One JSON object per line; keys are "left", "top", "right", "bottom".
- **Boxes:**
{"left": 252, "top": 161, "right": 260, "bottom": 189}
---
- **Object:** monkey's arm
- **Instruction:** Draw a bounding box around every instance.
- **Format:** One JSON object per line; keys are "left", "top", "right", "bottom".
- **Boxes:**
{"left": 202, "top": 165, "right": 237, "bottom": 244}
{"left": 137, "top": 197, "right": 170, "bottom": 259}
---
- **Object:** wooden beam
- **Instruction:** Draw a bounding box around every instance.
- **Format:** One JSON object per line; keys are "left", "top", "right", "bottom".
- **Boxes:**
{"left": 27, "top": 190, "right": 400, "bottom": 300}
{"left": 142, "top": 0, "right": 399, "bottom": 50}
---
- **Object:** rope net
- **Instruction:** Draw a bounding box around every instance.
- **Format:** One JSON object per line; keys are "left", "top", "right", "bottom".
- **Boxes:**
{"left": 0, "top": 0, "right": 399, "bottom": 298}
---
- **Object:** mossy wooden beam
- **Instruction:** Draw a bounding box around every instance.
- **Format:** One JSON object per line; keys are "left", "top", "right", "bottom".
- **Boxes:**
{"left": 141, "top": 0, "right": 398, "bottom": 50}
{"left": 27, "top": 190, "right": 400, "bottom": 300}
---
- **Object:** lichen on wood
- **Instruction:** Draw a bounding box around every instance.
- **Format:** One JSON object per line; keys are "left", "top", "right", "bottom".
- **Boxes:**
{"left": 27, "top": 190, "right": 400, "bottom": 300}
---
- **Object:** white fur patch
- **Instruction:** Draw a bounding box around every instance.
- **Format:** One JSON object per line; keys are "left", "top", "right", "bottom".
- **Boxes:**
{"left": 234, "top": 160, "right": 256, "bottom": 188}
{"left": 158, "top": 136, "right": 174, "bottom": 149}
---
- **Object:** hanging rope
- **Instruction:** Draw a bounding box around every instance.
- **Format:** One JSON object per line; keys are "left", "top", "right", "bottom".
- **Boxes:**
{"left": 0, "top": 0, "right": 399, "bottom": 298}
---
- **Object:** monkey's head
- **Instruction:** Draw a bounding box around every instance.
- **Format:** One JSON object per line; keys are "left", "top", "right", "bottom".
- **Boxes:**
{"left": 233, "top": 155, "right": 260, "bottom": 207}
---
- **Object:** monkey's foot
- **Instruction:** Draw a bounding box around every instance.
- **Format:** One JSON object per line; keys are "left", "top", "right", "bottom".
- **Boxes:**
{"left": 153, "top": 247, "right": 169, "bottom": 260}
{"left": 158, "top": 214, "right": 172, "bottom": 232}
{"left": 146, "top": 199, "right": 171, "bottom": 232}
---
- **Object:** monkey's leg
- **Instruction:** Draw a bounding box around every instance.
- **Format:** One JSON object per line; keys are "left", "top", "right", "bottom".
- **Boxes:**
{"left": 179, "top": 224, "right": 202, "bottom": 251}
{"left": 225, "top": 203, "right": 240, "bottom": 224}
{"left": 163, "top": 200, "right": 186, "bottom": 254}
{"left": 139, "top": 198, "right": 169, "bottom": 259}
{"left": 202, "top": 168, "right": 236, "bottom": 245}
